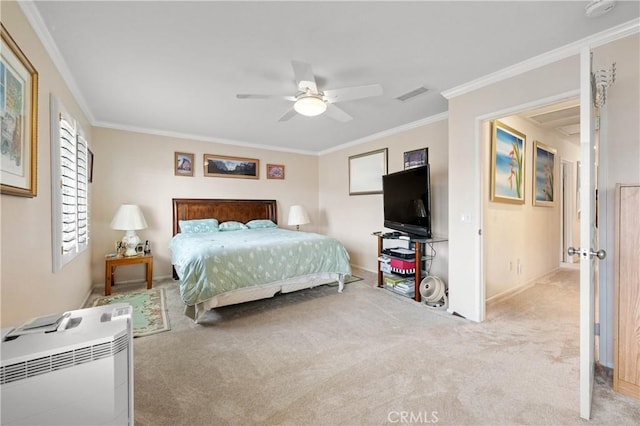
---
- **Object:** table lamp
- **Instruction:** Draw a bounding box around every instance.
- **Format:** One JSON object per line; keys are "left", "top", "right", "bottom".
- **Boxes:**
{"left": 288, "top": 205, "right": 310, "bottom": 231}
{"left": 110, "top": 204, "right": 148, "bottom": 256}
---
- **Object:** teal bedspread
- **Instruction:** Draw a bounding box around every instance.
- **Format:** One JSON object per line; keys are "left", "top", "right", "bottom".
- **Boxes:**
{"left": 170, "top": 228, "right": 351, "bottom": 306}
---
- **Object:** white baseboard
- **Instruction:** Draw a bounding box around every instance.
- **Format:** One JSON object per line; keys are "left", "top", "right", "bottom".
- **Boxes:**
{"left": 486, "top": 267, "right": 561, "bottom": 306}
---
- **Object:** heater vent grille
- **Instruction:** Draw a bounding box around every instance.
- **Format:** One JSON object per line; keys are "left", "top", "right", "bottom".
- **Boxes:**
{"left": 396, "top": 86, "right": 430, "bottom": 102}
{"left": 0, "top": 333, "right": 129, "bottom": 385}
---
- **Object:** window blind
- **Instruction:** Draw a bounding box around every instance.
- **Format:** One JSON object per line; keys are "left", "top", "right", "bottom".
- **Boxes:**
{"left": 51, "top": 97, "right": 90, "bottom": 271}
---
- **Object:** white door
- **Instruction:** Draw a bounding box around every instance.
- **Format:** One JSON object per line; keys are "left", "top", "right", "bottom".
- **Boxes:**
{"left": 575, "top": 47, "right": 605, "bottom": 420}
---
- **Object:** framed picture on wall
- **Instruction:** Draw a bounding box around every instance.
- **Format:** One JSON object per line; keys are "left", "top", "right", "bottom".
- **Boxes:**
{"left": 348, "top": 148, "right": 388, "bottom": 195}
{"left": 204, "top": 154, "right": 259, "bottom": 179}
{"left": 490, "top": 120, "right": 526, "bottom": 204}
{"left": 1, "top": 24, "right": 38, "bottom": 197}
{"left": 87, "top": 148, "right": 94, "bottom": 183}
{"left": 533, "top": 141, "right": 557, "bottom": 206}
{"left": 266, "top": 164, "right": 285, "bottom": 180}
{"left": 403, "top": 148, "right": 428, "bottom": 170}
{"left": 175, "top": 152, "right": 194, "bottom": 176}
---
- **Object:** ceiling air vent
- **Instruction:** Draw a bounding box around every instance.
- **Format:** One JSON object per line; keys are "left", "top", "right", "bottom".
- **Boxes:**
{"left": 396, "top": 86, "right": 430, "bottom": 102}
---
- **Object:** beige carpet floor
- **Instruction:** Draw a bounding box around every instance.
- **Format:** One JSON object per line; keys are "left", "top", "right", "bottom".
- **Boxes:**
{"left": 114, "top": 268, "right": 640, "bottom": 425}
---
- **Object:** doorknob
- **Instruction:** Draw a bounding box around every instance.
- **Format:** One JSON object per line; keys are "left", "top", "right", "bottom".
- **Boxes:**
{"left": 567, "top": 247, "right": 606, "bottom": 260}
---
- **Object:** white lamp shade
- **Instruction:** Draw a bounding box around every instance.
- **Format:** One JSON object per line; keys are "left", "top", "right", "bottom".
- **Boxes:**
{"left": 110, "top": 204, "right": 148, "bottom": 231}
{"left": 288, "top": 205, "right": 310, "bottom": 227}
{"left": 294, "top": 96, "right": 327, "bottom": 117}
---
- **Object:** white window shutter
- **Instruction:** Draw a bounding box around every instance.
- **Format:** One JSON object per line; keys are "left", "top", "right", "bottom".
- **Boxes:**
{"left": 51, "top": 96, "right": 90, "bottom": 271}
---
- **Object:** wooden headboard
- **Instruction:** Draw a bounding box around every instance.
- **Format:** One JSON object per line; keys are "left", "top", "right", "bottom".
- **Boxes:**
{"left": 172, "top": 198, "right": 277, "bottom": 236}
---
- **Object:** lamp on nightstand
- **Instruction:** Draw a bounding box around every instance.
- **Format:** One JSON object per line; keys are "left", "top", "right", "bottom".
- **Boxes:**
{"left": 110, "top": 204, "right": 148, "bottom": 256}
{"left": 288, "top": 205, "right": 310, "bottom": 231}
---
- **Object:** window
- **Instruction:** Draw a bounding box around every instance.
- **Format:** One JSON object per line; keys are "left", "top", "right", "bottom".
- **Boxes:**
{"left": 50, "top": 96, "right": 89, "bottom": 271}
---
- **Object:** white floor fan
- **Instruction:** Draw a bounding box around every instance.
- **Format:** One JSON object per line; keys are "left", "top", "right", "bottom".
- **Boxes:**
{"left": 236, "top": 60, "right": 382, "bottom": 122}
{"left": 419, "top": 276, "right": 448, "bottom": 309}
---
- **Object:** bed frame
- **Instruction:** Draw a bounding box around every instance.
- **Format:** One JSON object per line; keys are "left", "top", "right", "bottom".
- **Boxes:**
{"left": 170, "top": 198, "right": 346, "bottom": 322}
{"left": 172, "top": 198, "right": 277, "bottom": 236}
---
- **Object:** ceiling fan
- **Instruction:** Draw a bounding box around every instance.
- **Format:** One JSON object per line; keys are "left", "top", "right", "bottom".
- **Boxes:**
{"left": 236, "top": 61, "right": 383, "bottom": 122}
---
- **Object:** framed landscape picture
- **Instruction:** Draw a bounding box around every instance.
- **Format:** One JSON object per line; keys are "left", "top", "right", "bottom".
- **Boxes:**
{"left": 490, "top": 120, "right": 525, "bottom": 204}
{"left": 1, "top": 24, "right": 38, "bottom": 197}
{"left": 204, "top": 154, "right": 259, "bottom": 179}
{"left": 533, "top": 141, "right": 556, "bottom": 206}
{"left": 266, "top": 164, "right": 285, "bottom": 180}
{"left": 174, "top": 152, "right": 194, "bottom": 176}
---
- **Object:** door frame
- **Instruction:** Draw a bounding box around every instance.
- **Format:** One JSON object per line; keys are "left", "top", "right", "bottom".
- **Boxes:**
{"left": 477, "top": 90, "right": 580, "bottom": 322}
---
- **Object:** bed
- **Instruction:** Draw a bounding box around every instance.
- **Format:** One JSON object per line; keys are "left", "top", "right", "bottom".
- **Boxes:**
{"left": 170, "top": 198, "right": 352, "bottom": 321}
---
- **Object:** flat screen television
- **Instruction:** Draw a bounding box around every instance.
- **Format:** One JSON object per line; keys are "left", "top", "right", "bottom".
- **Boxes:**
{"left": 382, "top": 165, "right": 432, "bottom": 238}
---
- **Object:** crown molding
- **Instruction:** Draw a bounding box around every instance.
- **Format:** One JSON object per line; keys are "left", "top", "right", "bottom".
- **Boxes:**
{"left": 319, "top": 112, "right": 448, "bottom": 156}
{"left": 442, "top": 18, "right": 639, "bottom": 100}
{"left": 93, "top": 121, "right": 319, "bottom": 156}
{"left": 18, "top": 1, "right": 96, "bottom": 123}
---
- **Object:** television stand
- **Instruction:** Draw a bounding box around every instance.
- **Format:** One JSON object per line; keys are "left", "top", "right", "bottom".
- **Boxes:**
{"left": 373, "top": 232, "right": 447, "bottom": 302}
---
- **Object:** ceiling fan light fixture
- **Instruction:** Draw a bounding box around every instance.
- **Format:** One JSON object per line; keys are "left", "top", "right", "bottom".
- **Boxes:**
{"left": 294, "top": 95, "right": 327, "bottom": 117}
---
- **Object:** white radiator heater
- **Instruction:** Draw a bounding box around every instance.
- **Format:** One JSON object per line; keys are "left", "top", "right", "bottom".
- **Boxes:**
{"left": 1, "top": 304, "right": 134, "bottom": 425}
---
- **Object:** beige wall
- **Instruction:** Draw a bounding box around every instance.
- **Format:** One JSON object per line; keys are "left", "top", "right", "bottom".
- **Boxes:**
{"left": 1, "top": 2, "right": 93, "bottom": 326}
{"left": 483, "top": 115, "right": 580, "bottom": 299}
{"left": 318, "top": 118, "right": 449, "bottom": 282}
{"left": 90, "top": 127, "right": 319, "bottom": 286}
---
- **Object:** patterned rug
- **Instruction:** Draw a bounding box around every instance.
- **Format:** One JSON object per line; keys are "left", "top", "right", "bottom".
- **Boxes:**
{"left": 92, "top": 288, "right": 170, "bottom": 337}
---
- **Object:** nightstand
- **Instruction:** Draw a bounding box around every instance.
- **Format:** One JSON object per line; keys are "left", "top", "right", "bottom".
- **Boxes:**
{"left": 105, "top": 254, "right": 153, "bottom": 295}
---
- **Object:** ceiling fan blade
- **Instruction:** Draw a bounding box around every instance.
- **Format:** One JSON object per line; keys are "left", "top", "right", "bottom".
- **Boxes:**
{"left": 325, "top": 104, "right": 352, "bottom": 122}
{"left": 278, "top": 108, "right": 298, "bottom": 122}
{"left": 323, "top": 84, "right": 383, "bottom": 104}
{"left": 237, "top": 94, "right": 296, "bottom": 101}
{"left": 291, "top": 60, "right": 318, "bottom": 94}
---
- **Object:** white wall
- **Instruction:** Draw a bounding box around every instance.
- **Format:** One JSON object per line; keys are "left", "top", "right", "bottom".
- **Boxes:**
{"left": 593, "top": 34, "right": 640, "bottom": 367}
{"left": 483, "top": 115, "right": 580, "bottom": 299}
{"left": 318, "top": 117, "right": 449, "bottom": 282}
{"left": 90, "top": 127, "right": 320, "bottom": 286}
{"left": 1, "top": 2, "right": 93, "bottom": 326}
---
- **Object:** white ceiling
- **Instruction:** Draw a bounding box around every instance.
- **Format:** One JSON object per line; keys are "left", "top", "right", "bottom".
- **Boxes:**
{"left": 27, "top": 1, "right": 639, "bottom": 153}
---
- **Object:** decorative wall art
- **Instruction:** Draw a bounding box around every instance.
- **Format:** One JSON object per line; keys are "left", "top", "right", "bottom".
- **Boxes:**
{"left": 490, "top": 120, "right": 526, "bottom": 204}
{"left": 533, "top": 141, "right": 556, "bottom": 206}
{"left": 348, "top": 148, "right": 388, "bottom": 195}
{"left": 403, "top": 147, "right": 428, "bottom": 170}
{"left": 266, "top": 164, "right": 285, "bottom": 180}
{"left": 174, "top": 152, "right": 194, "bottom": 176}
{"left": 1, "top": 24, "right": 38, "bottom": 197}
{"left": 88, "top": 148, "right": 94, "bottom": 183}
{"left": 204, "top": 154, "right": 259, "bottom": 179}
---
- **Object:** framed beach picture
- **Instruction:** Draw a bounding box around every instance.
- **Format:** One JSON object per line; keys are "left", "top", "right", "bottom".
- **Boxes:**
{"left": 1, "top": 24, "right": 38, "bottom": 197}
{"left": 349, "top": 148, "right": 388, "bottom": 195}
{"left": 175, "top": 152, "right": 194, "bottom": 176}
{"left": 204, "top": 154, "right": 259, "bottom": 179}
{"left": 266, "top": 164, "right": 285, "bottom": 180}
{"left": 404, "top": 147, "right": 428, "bottom": 170}
{"left": 490, "top": 120, "right": 526, "bottom": 204}
{"left": 533, "top": 141, "right": 556, "bottom": 206}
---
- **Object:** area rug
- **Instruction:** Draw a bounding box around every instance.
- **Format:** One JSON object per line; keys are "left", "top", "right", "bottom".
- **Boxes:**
{"left": 92, "top": 288, "right": 170, "bottom": 337}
